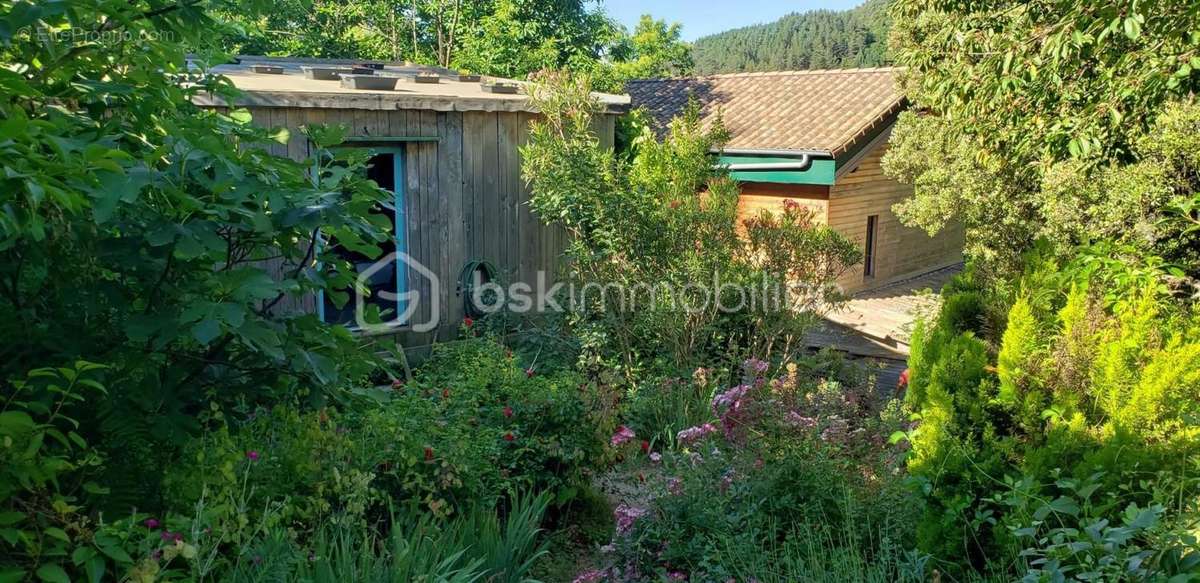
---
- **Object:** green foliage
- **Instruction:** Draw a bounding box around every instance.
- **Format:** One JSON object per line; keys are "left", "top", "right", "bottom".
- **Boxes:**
{"left": 287, "top": 492, "right": 551, "bottom": 583}
{"left": 165, "top": 336, "right": 607, "bottom": 531}
{"left": 691, "top": 0, "right": 890, "bottom": 74}
{"left": 601, "top": 15, "right": 693, "bottom": 88}
{"left": 703, "top": 524, "right": 933, "bottom": 583}
{"left": 454, "top": 0, "right": 621, "bottom": 80}
{"left": 996, "top": 297, "right": 1042, "bottom": 410}
{"left": 885, "top": 0, "right": 1200, "bottom": 272}
{"left": 219, "top": 0, "right": 690, "bottom": 92}
{"left": 1, "top": 0, "right": 398, "bottom": 517}
{"left": 903, "top": 252, "right": 1200, "bottom": 576}
{"left": 0, "top": 363, "right": 125, "bottom": 582}
{"left": 521, "top": 73, "right": 861, "bottom": 380}
{"left": 623, "top": 372, "right": 718, "bottom": 448}
{"left": 1005, "top": 472, "right": 1200, "bottom": 582}
{"left": 596, "top": 356, "right": 919, "bottom": 581}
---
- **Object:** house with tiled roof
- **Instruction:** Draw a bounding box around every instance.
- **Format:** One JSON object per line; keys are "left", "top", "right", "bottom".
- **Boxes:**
{"left": 628, "top": 68, "right": 963, "bottom": 293}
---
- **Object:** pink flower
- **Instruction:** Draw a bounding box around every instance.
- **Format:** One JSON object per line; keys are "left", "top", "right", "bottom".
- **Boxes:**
{"left": 712, "top": 384, "right": 750, "bottom": 412}
{"left": 668, "top": 572, "right": 688, "bottom": 581}
{"left": 572, "top": 570, "right": 607, "bottom": 583}
{"left": 525, "top": 366, "right": 535, "bottom": 378}
{"left": 675, "top": 423, "right": 716, "bottom": 445}
{"left": 610, "top": 425, "right": 636, "bottom": 447}
{"left": 783, "top": 198, "right": 800, "bottom": 212}
{"left": 667, "top": 477, "right": 683, "bottom": 495}
{"left": 649, "top": 452, "right": 662, "bottom": 463}
{"left": 742, "top": 357, "right": 769, "bottom": 375}
{"left": 503, "top": 405, "right": 513, "bottom": 418}
{"left": 245, "top": 450, "right": 260, "bottom": 462}
{"left": 144, "top": 518, "right": 160, "bottom": 529}
{"left": 786, "top": 411, "right": 818, "bottom": 429}
{"left": 614, "top": 504, "right": 648, "bottom": 534}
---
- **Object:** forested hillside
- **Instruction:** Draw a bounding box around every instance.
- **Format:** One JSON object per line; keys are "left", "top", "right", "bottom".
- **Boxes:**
{"left": 691, "top": 0, "right": 889, "bottom": 74}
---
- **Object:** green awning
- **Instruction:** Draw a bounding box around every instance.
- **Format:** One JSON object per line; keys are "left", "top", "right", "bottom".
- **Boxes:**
{"left": 718, "top": 155, "right": 836, "bottom": 186}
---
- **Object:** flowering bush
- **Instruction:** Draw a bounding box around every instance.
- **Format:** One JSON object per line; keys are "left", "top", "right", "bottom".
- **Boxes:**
{"left": 585, "top": 356, "right": 919, "bottom": 581}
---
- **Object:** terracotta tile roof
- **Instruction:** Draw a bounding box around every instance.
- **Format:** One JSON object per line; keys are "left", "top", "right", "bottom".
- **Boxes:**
{"left": 627, "top": 68, "right": 905, "bottom": 156}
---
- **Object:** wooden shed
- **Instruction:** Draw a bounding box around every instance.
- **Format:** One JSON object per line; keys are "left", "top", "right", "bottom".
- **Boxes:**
{"left": 627, "top": 68, "right": 963, "bottom": 293}
{"left": 196, "top": 56, "right": 628, "bottom": 347}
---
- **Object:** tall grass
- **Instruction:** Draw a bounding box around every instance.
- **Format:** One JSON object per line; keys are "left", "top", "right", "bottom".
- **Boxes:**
{"left": 711, "top": 521, "right": 932, "bottom": 583}
{"left": 225, "top": 492, "right": 551, "bottom": 582}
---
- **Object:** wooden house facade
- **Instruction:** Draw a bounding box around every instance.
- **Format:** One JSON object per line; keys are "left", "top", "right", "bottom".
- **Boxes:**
{"left": 628, "top": 68, "right": 963, "bottom": 293}
{"left": 196, "top": 56, "right": 626, "bottom": 347}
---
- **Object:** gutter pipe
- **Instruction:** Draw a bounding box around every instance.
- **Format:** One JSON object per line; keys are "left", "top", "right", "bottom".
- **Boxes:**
{"left": 716, "top": 147, "right": 832, "bottom": 172}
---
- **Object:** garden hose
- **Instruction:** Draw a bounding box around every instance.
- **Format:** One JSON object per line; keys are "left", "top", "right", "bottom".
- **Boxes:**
{"left": 458, "top": 258, "right": 499, "bottom": 318}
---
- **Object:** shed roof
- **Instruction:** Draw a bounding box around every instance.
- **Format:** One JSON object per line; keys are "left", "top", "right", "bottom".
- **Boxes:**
{"left": 192, "top": 56, "right": 630, "bottom": 114}
{"left": 626, "top": 68, "right": 905, "bottom": 156}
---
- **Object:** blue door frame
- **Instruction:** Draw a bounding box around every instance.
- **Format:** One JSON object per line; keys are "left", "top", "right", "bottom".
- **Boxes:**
{"left": 317, "top": 147, "right": 408, "bottom": 327}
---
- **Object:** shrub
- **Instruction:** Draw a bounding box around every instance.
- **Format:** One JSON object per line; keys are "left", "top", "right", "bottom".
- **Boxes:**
{"left": 164, "top": 336, "right": 608, "bottom": 535}
{"left": 520, "top": 73, "right": 861, "bottom": 380}
{"left": 590, "top": 356, "right": 917, "bottom": 581}
{"left": 903, "top": 251, "right": 1200, "bottom": 575}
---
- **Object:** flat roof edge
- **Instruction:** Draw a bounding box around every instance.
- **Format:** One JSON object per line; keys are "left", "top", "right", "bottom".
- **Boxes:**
{"left": 193, "top": 90, "right": 630, "bottom": 115}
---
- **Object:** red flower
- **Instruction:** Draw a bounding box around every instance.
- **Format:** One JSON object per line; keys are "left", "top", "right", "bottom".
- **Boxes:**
{"left": 391, "top": 379, "right": 404, "bottom": 390}
{"left": 503, "top": 405, "right": 514, "bottom": 418}
{"left": 245, "top": 450, "right": 260, "bottom": 462}
{"left": 783, "top": 198, "right": 800, "bottom": 212}
{"left": 463, "top": 316, "right": 474, "bottom": 327}
{"left": 442, "top": 388, "right": 450, "bottom": 399}
{"left": 503, "top": 432, "right": 515, "bottom": 442}
{"left": 424, "top": 446, "right": 434, "bottom": 461}
{"left": 640, "top": 440, "right": 650, "bottom": 453}
{"left": 525, "top": 367, "right": 535, "bottom": 378}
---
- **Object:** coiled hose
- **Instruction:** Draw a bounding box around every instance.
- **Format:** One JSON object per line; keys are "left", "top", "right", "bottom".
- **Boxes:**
{"left": 458, "top": 259, "right": 499, "bottom": 317}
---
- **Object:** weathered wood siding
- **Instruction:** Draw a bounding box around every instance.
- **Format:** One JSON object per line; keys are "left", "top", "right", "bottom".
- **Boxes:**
{"left": 827, "top": 141, "right": 964, "bottom": 293}
{"left": 239, "top": 106, "right": 616, "bottom": 347}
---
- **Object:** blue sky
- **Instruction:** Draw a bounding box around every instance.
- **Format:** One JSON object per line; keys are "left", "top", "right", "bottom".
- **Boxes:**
{"left": 600, "top": 0, "right": 865, "bottom": 41}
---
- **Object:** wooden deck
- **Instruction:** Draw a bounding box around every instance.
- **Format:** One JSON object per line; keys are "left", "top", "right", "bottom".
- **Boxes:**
{"left": 819, "top": 264, "right": 961, "bottom": 355}
{"left": 806, "top": 264, "right": 962, "bottom": 393}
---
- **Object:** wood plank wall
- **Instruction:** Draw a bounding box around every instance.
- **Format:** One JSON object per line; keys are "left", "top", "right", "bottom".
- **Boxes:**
{"left": 239, "top": 106, "right": 617, "bottom": 347}
{"left": 827, "top": 141, "right": 964, "bottom": 293}
{"left": 735, "top": 182, "right": 830, "bottom": 227}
